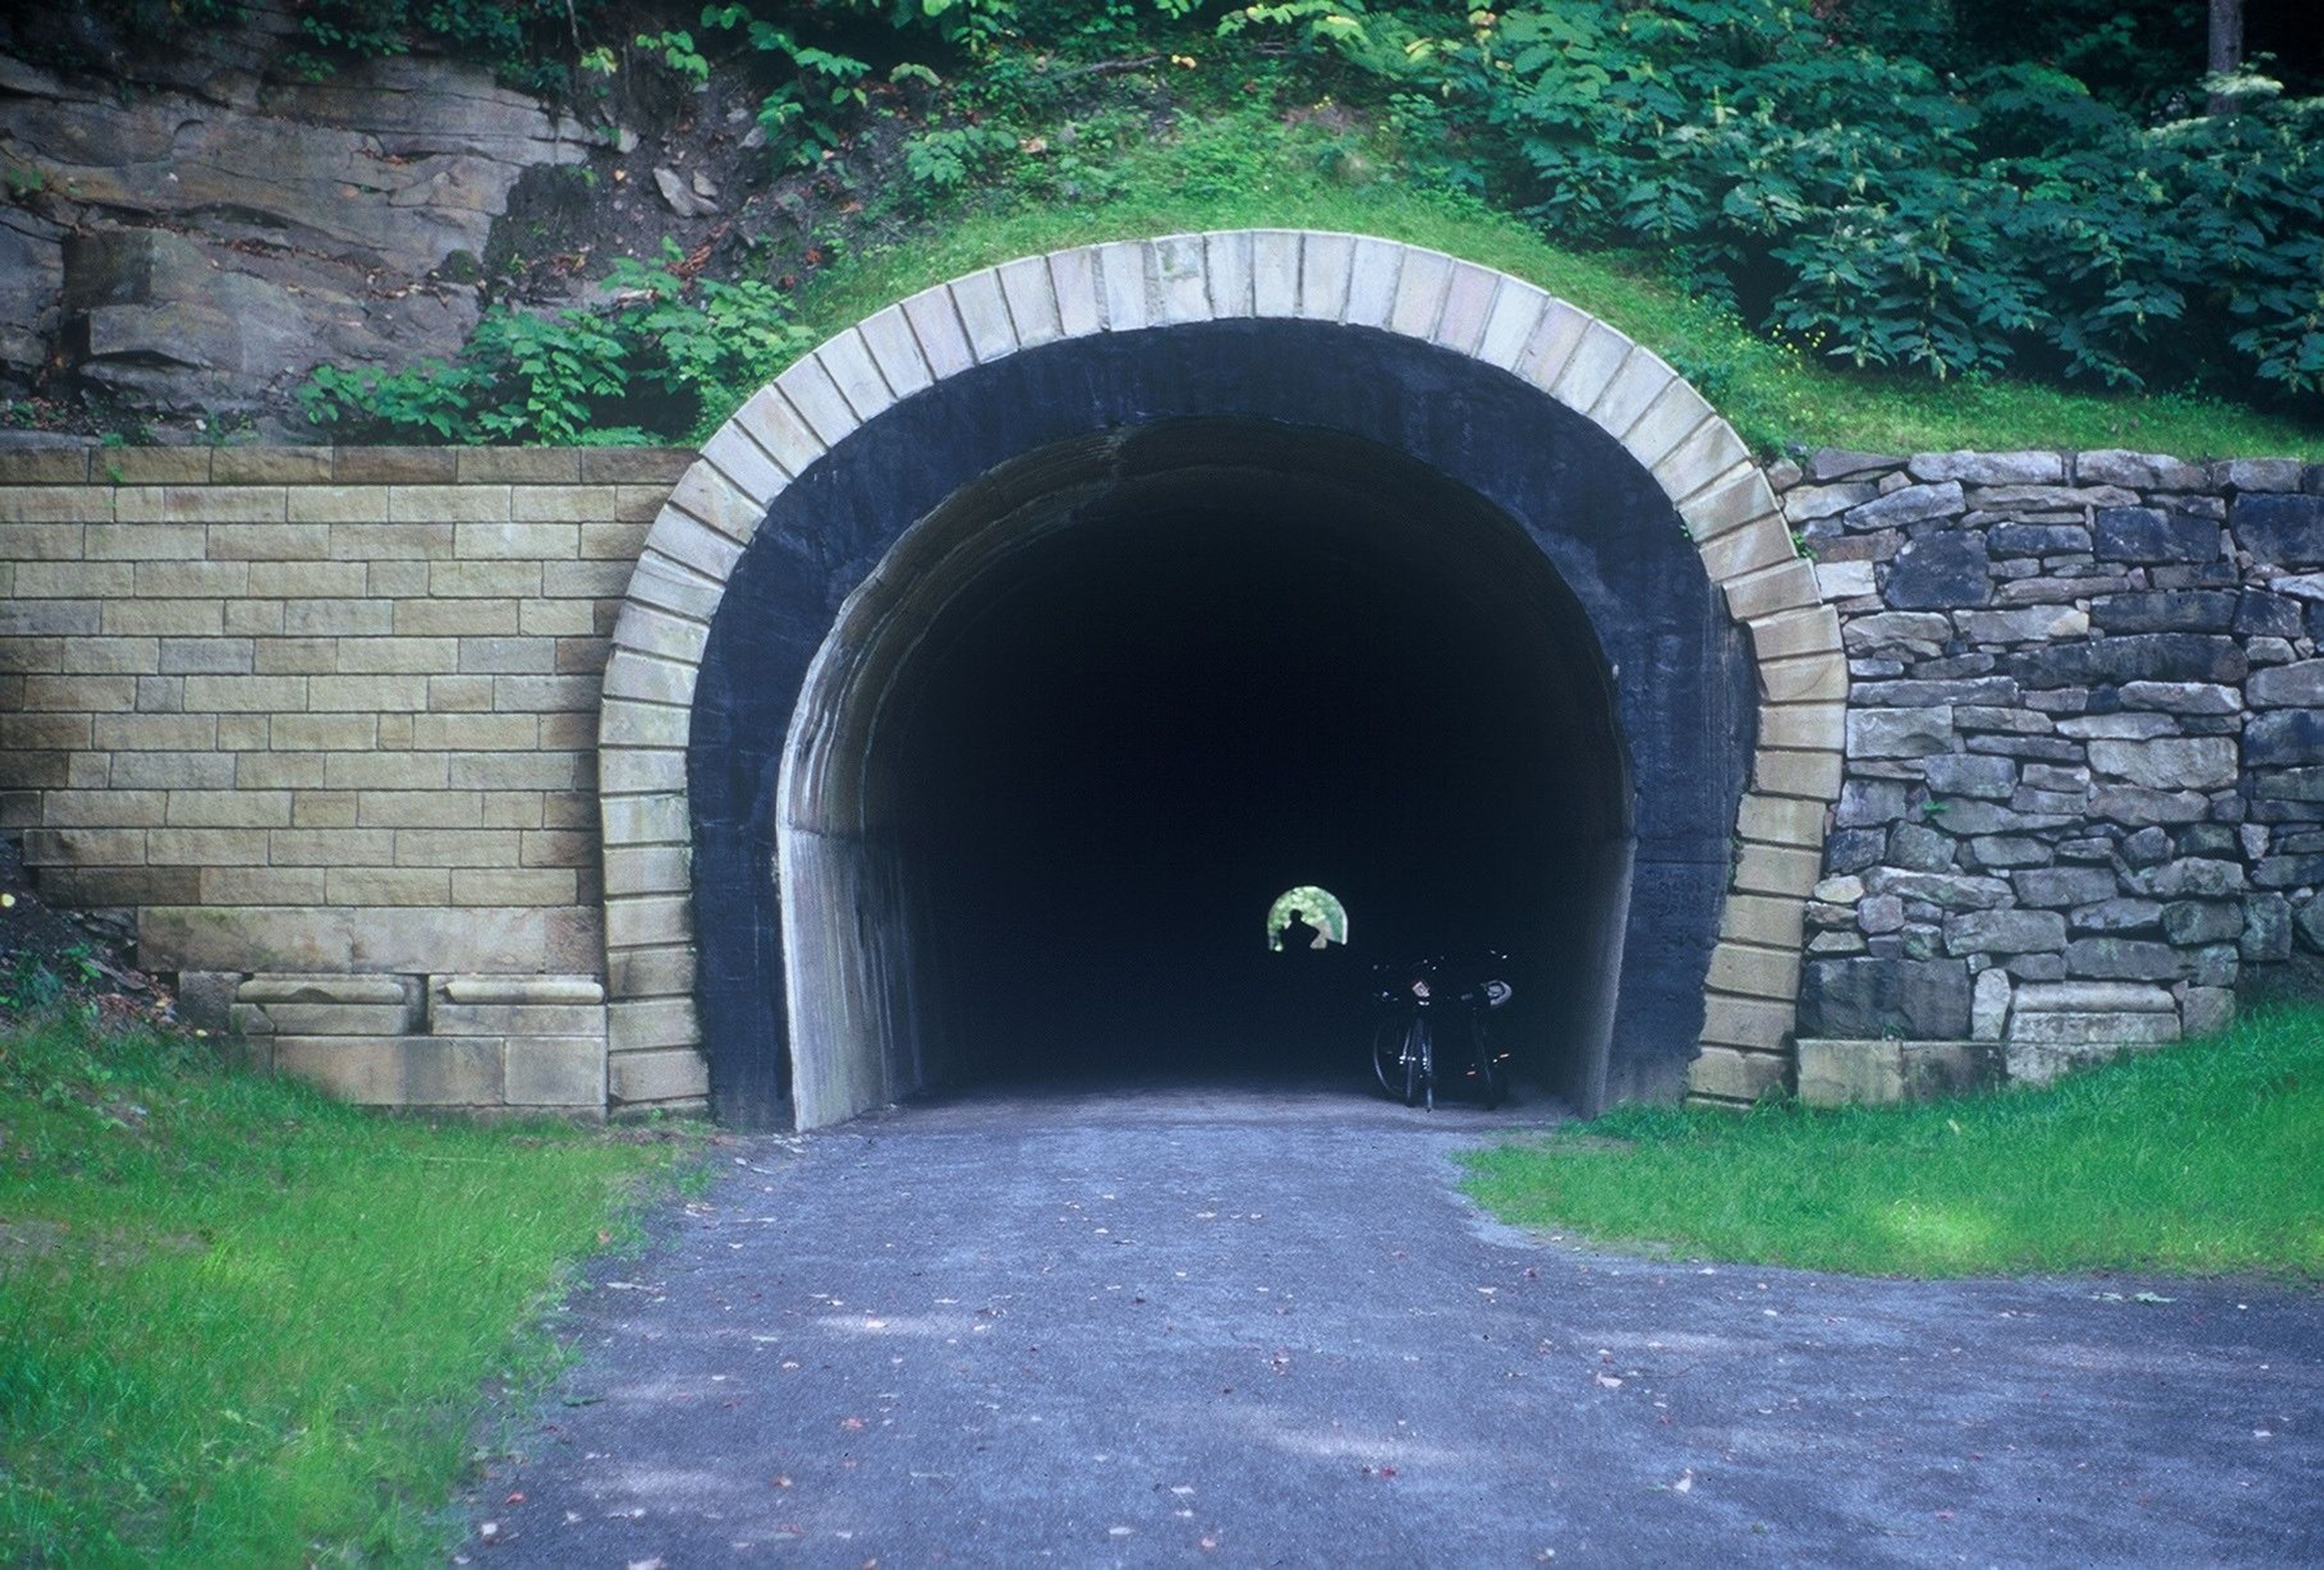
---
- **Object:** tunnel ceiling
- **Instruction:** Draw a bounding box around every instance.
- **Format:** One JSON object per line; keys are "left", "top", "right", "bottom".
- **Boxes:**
{"left": 593, "top": 234, "right": 1848, "bottom": 1131}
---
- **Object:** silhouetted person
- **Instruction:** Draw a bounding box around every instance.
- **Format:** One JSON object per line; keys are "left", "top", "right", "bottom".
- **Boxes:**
{"left": 1278, "top": 909, "right": 1323, "bottom": 953}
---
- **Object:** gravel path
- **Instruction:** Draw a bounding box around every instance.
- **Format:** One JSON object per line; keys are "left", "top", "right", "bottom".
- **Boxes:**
{"left": 456, "top": 1085, "right": 2322, "bottom": 1566}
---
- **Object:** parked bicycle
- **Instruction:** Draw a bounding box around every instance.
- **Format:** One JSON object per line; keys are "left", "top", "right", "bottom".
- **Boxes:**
{"left": 1368, "top": 951, "right": 1514, "bottom": 1110}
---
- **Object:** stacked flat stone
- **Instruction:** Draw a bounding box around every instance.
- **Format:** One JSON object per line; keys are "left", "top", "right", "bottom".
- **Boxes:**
{"left": 1790, "top": 447, "right": 2324, "bottom": 1085}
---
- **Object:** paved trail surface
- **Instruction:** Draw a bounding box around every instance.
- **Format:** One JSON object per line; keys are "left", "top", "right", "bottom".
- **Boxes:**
{"left": 458, "top": 1085, "right": 2320, "bottom": 1566}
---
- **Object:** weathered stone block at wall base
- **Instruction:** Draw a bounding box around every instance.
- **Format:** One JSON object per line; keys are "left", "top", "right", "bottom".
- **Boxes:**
{"left": 227, "top": 969, "right": 606, "bottom": 1112}
{"left": 1794, "top": 1038, "right": 2000, "bottom": 1108}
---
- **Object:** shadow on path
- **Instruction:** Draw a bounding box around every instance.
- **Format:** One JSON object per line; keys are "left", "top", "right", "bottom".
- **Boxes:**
{"left": 457, "top": 1085, "right": 2321, "bottom": 1566}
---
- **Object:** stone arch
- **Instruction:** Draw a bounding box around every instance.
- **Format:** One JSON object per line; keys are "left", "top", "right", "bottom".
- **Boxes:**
{"left": 595, "top": 231, "right": 1844, "bottom": 1126}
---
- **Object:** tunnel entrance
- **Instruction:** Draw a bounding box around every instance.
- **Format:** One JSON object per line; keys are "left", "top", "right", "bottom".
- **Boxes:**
{"left": 818, "top": 425, "right": 1633, "bottom": 1112}
{"left": 673, "top": 303, "right": 1770, "bottom": 1131}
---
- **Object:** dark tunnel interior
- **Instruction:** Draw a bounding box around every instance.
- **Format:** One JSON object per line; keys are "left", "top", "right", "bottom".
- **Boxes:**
{"left": 868, "top": 447, "right": 1635, "bottom": 1106}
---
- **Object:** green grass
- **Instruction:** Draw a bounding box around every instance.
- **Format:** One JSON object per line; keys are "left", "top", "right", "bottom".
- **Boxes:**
{"left": 0, "top": 1013, "right": 701, "bottom": 1565}
{"left": 1465, "top": 1007, "right": 2324, "bottom": 1279}
{"left": 801, "top": 105, "right": 2324, "bottom": 461}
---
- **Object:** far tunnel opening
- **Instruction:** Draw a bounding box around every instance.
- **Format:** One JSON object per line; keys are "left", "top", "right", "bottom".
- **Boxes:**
{"left": 796, "top": 422, "right": 1633, "bottom": 1111}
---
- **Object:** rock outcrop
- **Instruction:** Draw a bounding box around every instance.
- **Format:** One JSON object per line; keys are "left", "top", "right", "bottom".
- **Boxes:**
{"left": 0, "top": 6, "right": 585, "bottom": 413}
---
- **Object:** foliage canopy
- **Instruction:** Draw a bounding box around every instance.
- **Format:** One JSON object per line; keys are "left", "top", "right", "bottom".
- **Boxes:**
{"left": 283, "top": 0, "right": 2324, "bottom": 445}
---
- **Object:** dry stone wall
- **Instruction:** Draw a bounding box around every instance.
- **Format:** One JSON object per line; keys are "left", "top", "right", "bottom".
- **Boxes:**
{"left": 0, "top": 442, "right": 691, "bottom": 1113}
{"left": 1787, "top": 447, "right": 2324, "bottom": 1088}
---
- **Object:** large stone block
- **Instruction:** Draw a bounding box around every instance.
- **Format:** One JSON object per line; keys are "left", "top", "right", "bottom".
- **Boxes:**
{"left": 2013, "top": 866, "right": 2118, "bottom": 908}
{"left": 2075, "top": 450, "right": 2207, "bottom": 490}
{"left": 2124, "top": 857, "right": 2245, "bottom": 899}
{"left": 1972, "top": 967, "right": 2011, "bottom": 1040}
{"left": 2014, "top": 979, "right": 2175, "bottom": 1013}
{"left": 2085, "top": 737, "right": 2237, "bottom": 792}
{"left": 608, "top": 1045, "right": 711, "bottom": 1106}
{"left": 1989, "top": 522, "right": 2090, "bottom": 557}
{"left": 503, "top": 1035, "right": 606, "bottom": 1108}
{"left": 234, "top": 999, "right": 416, "bottom": 1037}
{"left": 2064, "top": 938, "right": 2184, "bottom": 981}
{"left": 1864, "top": 867, "right": 2011, "bottom": 909}
{"left": 141, "top": 905, "right": 563, "bottom": 974}
{"left": 2089, "top": 591, "right": 2237, "bottom": 634}
{"left": 1686, "top": 1045, "right": 1789, "bottom": 1103}
{"left": 1909, "top": 451, "right": 2063, "bottom": 486}
{"left": 1847, "top": 706, "right": 1954, "bottom": 758}
{"left": 2242, "top": 895, "right": 2293, "bottom": 962}
{"left": 1880, "top": 530, "right": 1989, "bottom": 609}
{"left": 1795, "top": 1037, "right": 1998, "bottom": 1106}
{"left": 2161, "top": 901, "right": 2245, "bottom": 945}
{"left": 2093, "top": 508, "right": 2219, "bottom": 563}
{"left": 2007, "top": 634, "right": 2245, "bottom": 689}
{"left": 398, "top": 1037, "right": 505, "bottom": 1106}
{"left": 2089, "top": 786, "right": 2210, "bottom": 827}
{"left": 2232, "top": 493, "right": 2324, "bottom": 566}
{"left": 2008, "top": 1010, "right": 2179, "bottom": 1046}
{"left": 2182, "top": 987, "right": 2236, "bottom": 1039}
{"left": 1850, "top": 481, "right": 1968, "bottom": 530}
{"left": 2118, "top": 680, "right": 2239, "bottom": 715}
{"left": 1923, "top": 754, "right": 2016, "bottom": 800}
{"left": 1799, "top": 956, "right": 1972, "bottom": 1039}
{"left": 1843, "top": 610, "right": 1952, "bottom": 655}
{"left": 1836, "top": 778, "right": 1909, "bottom": 827}
{"left": 2245, "top": 709, "right": 2324, "bottom": 767}
{"left": 1943, "top": 909, "right": 2067, "bottom": 955}
{"left": 2003, "top": 1039, "right": 2171, "bottom": 1087}
{"left": 2253, "top": 853, "right": 2324, "bottom": 889}
{"left": 2246, "top": 660, "right": 2324, "bottom": 708}
{"left": 238, "top": 973, "right": 418, "bottom": 1006}
{"left": 2070, "top": 897, "right": 2164, "bottom": 933}
{"left": 2234, "top": 589, "right": 2305, "bottom": 639}
{"left": 271, "top": 1035, "right": 404, "bottom": 1103}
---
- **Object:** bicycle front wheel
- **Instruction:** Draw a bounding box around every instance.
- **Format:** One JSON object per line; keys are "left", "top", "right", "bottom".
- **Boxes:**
{"left": 1403, "top": 1017, "right": 1428, "bottom": 1108}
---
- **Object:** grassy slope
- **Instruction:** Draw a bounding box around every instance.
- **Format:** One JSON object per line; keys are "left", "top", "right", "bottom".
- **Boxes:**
{"left": 0, "top": 1017, "right": 698, "bottom": 1564}
{"left": 797, "top": 108, "right": 2324, "bottom": 461}
{"left": 1463, "top": 1008, "right": 2324, "bottom": 1279}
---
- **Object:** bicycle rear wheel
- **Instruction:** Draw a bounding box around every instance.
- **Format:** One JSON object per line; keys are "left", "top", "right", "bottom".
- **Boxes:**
{"left": 1371, "top": 1017, "right": 1405, "bottom": 1099}
{"left": 1403, "top": 1017, "right": 1428, "bottom": 1108}
{"left": 1474, "top": 1017, "right": 1506, "bottom": 1111}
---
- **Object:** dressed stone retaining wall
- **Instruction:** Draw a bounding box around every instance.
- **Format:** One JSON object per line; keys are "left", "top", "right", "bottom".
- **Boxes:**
{"left": 1786, "top": 445, "right": 2324, "bottom": 1095}
{"left": 0, "top": 443, "right": 694, "bottom": 1113}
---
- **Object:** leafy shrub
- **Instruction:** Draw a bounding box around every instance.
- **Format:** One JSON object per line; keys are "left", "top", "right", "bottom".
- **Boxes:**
{"left": 1233, "top": 0, "right": 2324, "bottom": 410}
{"left": 295, "top": 243, "right": 817, "bottom": 444}
{"left": 904, "top": 123, "right": 1020, "bottom": 196}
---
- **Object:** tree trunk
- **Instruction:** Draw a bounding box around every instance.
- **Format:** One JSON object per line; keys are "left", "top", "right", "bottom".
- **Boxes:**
{"left": 2207, "top": 0, "right": 2244, "bottom": 114}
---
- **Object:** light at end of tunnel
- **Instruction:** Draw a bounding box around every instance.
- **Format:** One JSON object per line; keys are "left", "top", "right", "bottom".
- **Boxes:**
{"left": 1267, "top": 885, "right": 1348, "bottom": 951}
